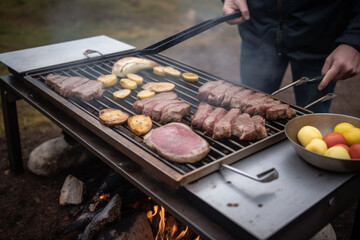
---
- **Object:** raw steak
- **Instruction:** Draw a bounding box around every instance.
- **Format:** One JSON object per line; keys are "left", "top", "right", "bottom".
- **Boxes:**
{"left": 69, "top": 80, "right": 104, "bottom": 101}
{"left": 213, "top": 108, "right": 241, "bottom": 139}
{"left": 191, "top": 102, "right": 215, "bottom": 129}
{"left": 144, "top": 123, "right": 210, "bottom": 163}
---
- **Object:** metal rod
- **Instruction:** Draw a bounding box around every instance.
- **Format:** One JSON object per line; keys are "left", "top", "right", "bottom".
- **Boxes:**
{"left": 304, "top": 93, "right": 337, "bottom": 109}
{"left": 221, "top": 164, "right": 278, "bottom": 183}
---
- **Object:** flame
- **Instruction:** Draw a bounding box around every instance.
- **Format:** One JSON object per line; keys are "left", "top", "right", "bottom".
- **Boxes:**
{"left": 146, "top": 204, "right": 200, "bottom": 240}
{"left": 147, "top": 205, "right": 159, "bottom": 223}
{"left": 99, "top": 193, "right": 110, "bottom": 201}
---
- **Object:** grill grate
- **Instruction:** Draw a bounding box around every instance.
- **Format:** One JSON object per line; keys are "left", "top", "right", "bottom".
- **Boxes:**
{"left": 24, "top": 52, "right": 310, "bottom": 187}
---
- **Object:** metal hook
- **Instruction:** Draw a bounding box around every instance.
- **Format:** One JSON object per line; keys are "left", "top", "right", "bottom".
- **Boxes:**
{"left": 221, "top": 164, "right": 279, "bottom": 183}
{"left": 83, "top": 49, "right": 104, "bottom": 59}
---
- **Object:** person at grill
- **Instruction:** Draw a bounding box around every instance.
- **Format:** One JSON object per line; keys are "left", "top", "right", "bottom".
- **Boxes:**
{"left": 222, "top": 0, "right": 360, "bottom": 113}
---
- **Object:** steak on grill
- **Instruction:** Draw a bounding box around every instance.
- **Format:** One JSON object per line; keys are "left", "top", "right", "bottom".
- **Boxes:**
{"left": 232, "top": 113, "right": 257, "bottom": 141}
{"left": 207, "top": 81, "right": 233, "bottom": 106}
{"left": 266, "top": 104, "right": 296, "bottom": 120}
{"left": 151, "top": 99, "right": 183, "bottom": 121}
{"left": 133, "top": 92, "right": 178, "bottom": 114}
{"left": 202, "top": 107, "right": 228, "bottom": 135}
{"left": 221, "top": 86, "right": 245, "bottom": 107}
{"left": 212, "top": 108, "right": 241, "bottom": 139}
{"left": 198, "top": 80, "right": 224, "bottom": 101}
{"left": 45, "top": 74, "right": 104, "bottom": 101}
{"left": 144, "top": 123, "right": 210, "bottom": 163}
{"left": 160, "top": 102, "right": 191, "bottom": 124}
{"left": 251, "top": 115, "right": 268, "bottom": 140}
{"left": 229, "top": 89, "right": 254, "bottom": 108}
{"left": 191, "top": 102, "right": 215, "bottom": 129}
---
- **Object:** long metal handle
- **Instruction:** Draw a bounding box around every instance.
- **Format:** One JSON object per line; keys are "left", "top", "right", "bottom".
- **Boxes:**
{"left": 141, "top": 11, "right": 242, "bottom": 55}
{"left": 221, "top": 164, "right": 279, "bottom": 183}
{"left": 271, "top": 75, "right": 324, "bottom": 95}
{"left": 304, "top": 92, "right": 337, "bottom": 109}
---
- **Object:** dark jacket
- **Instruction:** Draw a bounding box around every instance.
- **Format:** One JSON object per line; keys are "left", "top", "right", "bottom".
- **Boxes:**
{"left": 238, "top": 0, "right": 360, "bottom": 60}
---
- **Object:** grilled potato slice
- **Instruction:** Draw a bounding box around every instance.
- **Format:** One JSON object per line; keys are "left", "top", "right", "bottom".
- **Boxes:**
{"left": 137, "top": 89, "right": 155, "bottom": 100}
{"left": 126, "top": 73, "right": 143, "bottom": 85}
{"left": 97, "top": 74, "right": 118, "bottom": 87}
{"left": 142, "top": 82, "right": 156, "bottom": 90}
{"left": 128, "top": 115, "right": 153, "bottom": 136}
{"left": 164, "top": 66, "right": 181, "bottom": 77}
{"left": 153, "top": 66, "right": 166, "bottom": 76}
{"left": 99, "top": 108, "right": 129, "bottom": 126}
{"left": 113, "top": 89, "right": 131, "bottom": 99}
{"left": 150, "top": 82, "right": 175, "bottom": 92}
{"left": 120, "top": 78, "right": 138, "bottom": 89}
{"left": 182, "top": 72, "right": 199, "bottom": 82}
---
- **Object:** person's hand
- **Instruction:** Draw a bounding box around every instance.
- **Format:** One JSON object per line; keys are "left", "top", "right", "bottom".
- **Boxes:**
{"left": 319, "top": 44, "right": 360, "bottom": 90}
{"left": 223, "top": 0, "right": 250, "bottom": 24}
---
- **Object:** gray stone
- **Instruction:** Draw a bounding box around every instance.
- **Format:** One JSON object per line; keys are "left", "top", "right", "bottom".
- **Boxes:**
{"left": 59, "top": 175, "right": 84, "bottom": 205}
{"left": 27, "top": 136, "right": 90, "bottom": 176}
{"left": 310, "top": 224, "right": 337, "bottom": 240}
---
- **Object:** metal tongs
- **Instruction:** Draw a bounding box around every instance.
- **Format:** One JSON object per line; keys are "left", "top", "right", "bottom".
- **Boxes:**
{"left": 221, "top": 164, "right": 279, "bottom": 183}
{"left": 271, "top": 75, "right": 324, "bottom": 96}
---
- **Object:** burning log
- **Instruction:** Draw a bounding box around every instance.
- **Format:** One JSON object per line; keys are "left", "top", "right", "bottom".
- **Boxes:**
{"left": 78, "top": 194, "right": 122, "bottom": 240}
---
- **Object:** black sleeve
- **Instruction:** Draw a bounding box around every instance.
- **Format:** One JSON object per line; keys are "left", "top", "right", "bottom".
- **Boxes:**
{"left": 335, "top": 1, "right": 360, "bottom": 52}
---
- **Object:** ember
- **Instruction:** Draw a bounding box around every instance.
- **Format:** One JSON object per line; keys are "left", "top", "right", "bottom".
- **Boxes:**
{"left": 98, "top": 193, "right": 110, "bottom": 201}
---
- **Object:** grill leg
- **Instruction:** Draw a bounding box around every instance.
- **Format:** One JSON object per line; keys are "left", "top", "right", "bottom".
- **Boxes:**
{"left": 1, "top": 86, "right": 23, "bottom": 174}
{"left": 352, "top": 200, "right": 360, "bottom": 240}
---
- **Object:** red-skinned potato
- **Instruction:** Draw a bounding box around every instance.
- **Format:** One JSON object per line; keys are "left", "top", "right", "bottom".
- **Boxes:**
{"left": 349, "top": 143, "right": 360, "bottom": 159}
{"left": 323, "top": 132, "right": 348, "bottom": 148}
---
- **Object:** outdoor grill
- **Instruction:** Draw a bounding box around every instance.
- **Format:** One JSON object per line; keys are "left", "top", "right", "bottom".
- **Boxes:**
{"left": 1, "top": 12, "right": 360, "bottom": 240}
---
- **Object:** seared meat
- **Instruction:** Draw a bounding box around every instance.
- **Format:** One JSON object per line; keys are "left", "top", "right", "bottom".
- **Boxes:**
{"left": 142, "top": 99, "right": 165, "bottom": 116}
{"left": 213, "top": 108, "right": 241, "bottom": 139}
{"left": 266, "top": 104, "right": 296, "bottom": 120}
{"left": 230, "top": 89, "right": 254, "bottom": 108}
{"left": 251, "top": 115, "right": 268, "bottom": 140}
{"left": 151, "top": 99, "right": 183, "bottom": 121}
{"left": 133, "top": 92, "right": 178, "bottom": 114}
{"left": 198, "top": 80, "right": 224, "bottom": 101}
{"left": 207, "top": 82, "right": 233, "bottom": 106}
{"left": 70, "top": 80, "right": 104, "bottom": 101}
{"left": 232, "top": 113, "right": 257, "bottom": 141}
{"left": 221, "top": 86, "right": 245, "bottom": 107}
{"left": 191, "top": 102, "right": 215, "bottom": 129}
{"left": 45, "top": 74, "right": 104, "bottom": 101}
{"left": 202, "top": 107, "right": 228, "bottom": 135}
{"left": 160, "top": 102, "right": 191, "bottom": 124}
{"left": 144, "top": 123, "right": 210, "bottom": 163}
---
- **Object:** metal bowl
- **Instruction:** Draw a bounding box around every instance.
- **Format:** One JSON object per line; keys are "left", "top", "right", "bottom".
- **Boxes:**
{"left": 285, "top": 113, "right": 360, "bottom": 172}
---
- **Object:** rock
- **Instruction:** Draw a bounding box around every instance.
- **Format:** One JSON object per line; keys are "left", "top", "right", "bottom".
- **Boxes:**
{"left": 59, "top": 175, "right": 84, "bottom": 205}
{"left": 310, "top": 223, "right": 337, "bottom": 240}
{"left": 27, "top": 136, "right": 91, "bottom": 176}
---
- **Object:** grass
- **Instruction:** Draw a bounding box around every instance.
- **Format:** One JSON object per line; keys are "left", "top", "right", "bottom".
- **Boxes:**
{"left": 0, "top": 0, "right": 239, "bottom": 137}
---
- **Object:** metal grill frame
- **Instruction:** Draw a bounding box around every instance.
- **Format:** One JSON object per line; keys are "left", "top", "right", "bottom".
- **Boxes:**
{"left": 22, "top": 50, "right": 312, "bottom": 188}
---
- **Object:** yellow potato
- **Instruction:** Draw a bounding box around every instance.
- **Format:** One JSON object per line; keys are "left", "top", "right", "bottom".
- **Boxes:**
{"left": 99, "top": 108, "right": 129, "bottom": 126}
{"left": 137, "top": 90, "right": 155, "bottom": 100}
{"left": 128, "top": 115, "right": 153, "bottom": 136}
{"left": 142, "top": 82, "right": 156, "bottom": 90}
{"left": 120, "top": 78, "right": 138, "bottom": 89}
{"left": 150, "top": 82, "right": 175, "bottom": 92}
{"left": 153, "top": 66, "right": 166, "bottom": 76}
{"left": 113, "top": 89, "right": 131, "bottom": 99}
{"left": 126, "top": 73, "right": 143, "bottom": 85}
{"left": 97, "top": 74, "right": 118, "bottom": 87}
{"left": 182, "top": 72, "right": 199, "bottom": 82}
{"left": 164, "top": 66, "right": 181, "bottom": 77}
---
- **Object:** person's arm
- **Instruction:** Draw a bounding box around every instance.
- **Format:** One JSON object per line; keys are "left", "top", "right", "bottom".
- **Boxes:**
{"left": 318, "top": 2, "right": 360, "bottom": 90}
{"left": 222, "top": 0, "right": 250, "bottom": 24}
